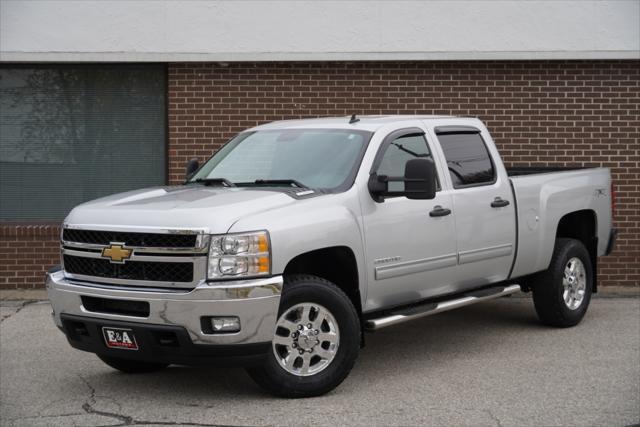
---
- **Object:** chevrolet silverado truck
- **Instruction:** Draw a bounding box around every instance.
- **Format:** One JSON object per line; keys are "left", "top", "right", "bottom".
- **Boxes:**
{"left": 47, "top": 115, "right": 617, "bottom": 397}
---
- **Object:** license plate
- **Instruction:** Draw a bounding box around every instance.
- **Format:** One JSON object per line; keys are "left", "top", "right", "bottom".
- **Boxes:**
{"left": 102, "top": 327, "right": 138, "bottom": 350}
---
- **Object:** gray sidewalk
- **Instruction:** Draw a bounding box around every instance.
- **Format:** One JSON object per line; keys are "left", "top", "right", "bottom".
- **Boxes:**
{"left": 1, "top": 296, "right": 639, "bottom": 426}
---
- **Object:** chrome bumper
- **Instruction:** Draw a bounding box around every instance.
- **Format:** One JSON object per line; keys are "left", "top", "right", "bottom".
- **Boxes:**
{"left": 46, "top": 270, "right": 282, "bottom": 345}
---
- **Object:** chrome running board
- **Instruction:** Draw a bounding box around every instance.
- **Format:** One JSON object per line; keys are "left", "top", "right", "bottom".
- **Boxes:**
{"left": 365, "top": 284, "right": 521, "bottom": 331}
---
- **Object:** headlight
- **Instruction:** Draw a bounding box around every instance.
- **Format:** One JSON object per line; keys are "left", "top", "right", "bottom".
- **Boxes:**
{"left": 208, "top": 231, "right": 271, "bottom": 279}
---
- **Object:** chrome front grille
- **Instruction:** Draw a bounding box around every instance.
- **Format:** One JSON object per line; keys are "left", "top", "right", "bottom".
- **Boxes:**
{"left": 62, "top": 229, "right": 198, "bottom": 248}
{"left": 61, "top": 227, "right": 209, "bottom": 289}
{"left": 63, "top": 255, "right": 194, "bottom": 283}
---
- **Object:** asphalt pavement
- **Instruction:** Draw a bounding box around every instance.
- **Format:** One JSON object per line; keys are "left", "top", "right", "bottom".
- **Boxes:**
{"left": 1, "top": 296, "right": 638, "bottom": 426}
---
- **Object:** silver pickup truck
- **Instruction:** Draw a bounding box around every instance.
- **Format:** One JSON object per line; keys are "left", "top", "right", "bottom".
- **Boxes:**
{"left": 47, "top": 115, "right": 617, "bottom": 397}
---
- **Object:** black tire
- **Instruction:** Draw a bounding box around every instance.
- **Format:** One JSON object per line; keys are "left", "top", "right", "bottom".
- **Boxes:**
{"left": 531, "top": 238, "right": 593, "bottom": 327}
{"left": 97, "top": 355, "right": 169, "bottom": 374}
{"left": 247, "top": 274, "right": 360, "bottom": 398}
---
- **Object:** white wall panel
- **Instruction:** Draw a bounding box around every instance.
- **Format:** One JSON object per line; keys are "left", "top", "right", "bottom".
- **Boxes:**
{"left": 1, "top": 0, "right": 638, "bottom": 61}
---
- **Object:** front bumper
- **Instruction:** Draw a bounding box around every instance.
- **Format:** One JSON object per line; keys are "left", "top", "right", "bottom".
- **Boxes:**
{"left": 59, "top": 314, "right": 272, "bottom": 366}
{"left": 46, "top": 270, "right": 282, "bottom": 362}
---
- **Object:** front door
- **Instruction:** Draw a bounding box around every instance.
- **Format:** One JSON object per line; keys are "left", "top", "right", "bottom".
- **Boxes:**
{"left": 360, "top": 129, "right": 458, "bottom": 311}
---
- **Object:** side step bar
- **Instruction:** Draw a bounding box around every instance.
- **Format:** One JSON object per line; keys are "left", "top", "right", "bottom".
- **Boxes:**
{"left": 366, "top": 284, "right": 521, "bottom": 331}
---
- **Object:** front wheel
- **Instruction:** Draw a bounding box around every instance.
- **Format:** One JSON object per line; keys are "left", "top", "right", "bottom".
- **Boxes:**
{"left": 247, "top": 275, "right": 360, "bottom": 398}
{"left": 531, "top": 238, "right": 593, "bottom": 327}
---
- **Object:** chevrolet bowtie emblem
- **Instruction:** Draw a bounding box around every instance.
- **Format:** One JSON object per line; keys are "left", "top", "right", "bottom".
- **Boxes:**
{"left": 102, "top": 243, "right": 132, "bottom": 264}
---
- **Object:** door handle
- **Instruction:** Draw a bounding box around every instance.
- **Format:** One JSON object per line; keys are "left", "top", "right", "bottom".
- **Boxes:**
{"left": 429, "top": 205, "right": 452, "bottom": 217}
{"left": 491, "top": 197, "right": 510, "bottom": 208}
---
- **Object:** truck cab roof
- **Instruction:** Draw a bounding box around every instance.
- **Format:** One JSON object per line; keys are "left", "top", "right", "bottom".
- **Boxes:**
{"left": 248, "top": 115, "right": 457, "bottom": 132}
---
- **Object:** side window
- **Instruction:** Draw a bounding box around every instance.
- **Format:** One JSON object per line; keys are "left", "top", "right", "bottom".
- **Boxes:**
{"left": 437, "top": 133, "right": 495, "bottom": 188}
{"left": 376, "top": 134, "right": 435, "bottom": 192}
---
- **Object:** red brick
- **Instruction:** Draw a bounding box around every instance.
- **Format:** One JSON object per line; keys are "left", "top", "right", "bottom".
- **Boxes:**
{"left": 2, "top": 60, "right": 638, "bottom": 288}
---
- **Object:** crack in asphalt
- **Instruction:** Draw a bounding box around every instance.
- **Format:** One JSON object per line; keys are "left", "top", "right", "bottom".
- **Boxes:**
{"left": 78, "top": 375, "right": 237, "bottom": 427}
{"left": 79, "top": 374, "right": 133, "bottom": 426}
{"left": 484, "top": 409, "right": 505, "bottom": 427}
{"left": 1, "top": 302, "right": 237, "bottom": 427}
{"left": 0, "top": 300, "right": 38, "bottom": 323}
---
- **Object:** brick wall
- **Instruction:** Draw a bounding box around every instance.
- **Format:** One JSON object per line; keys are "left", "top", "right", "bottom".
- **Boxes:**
{"left": 1, "top": 60, "right": 637, "bottom": 289}
{"left": 168, "top": 60, "right": 639, "bottom": 288}
{"left": 0, "top": 225, "right": 60, "bottom": 289}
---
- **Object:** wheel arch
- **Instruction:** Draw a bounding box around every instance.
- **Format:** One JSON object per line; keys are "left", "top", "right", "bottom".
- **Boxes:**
{"left": 555, "top": 209, "right": 598, "bottom": 292}
{"left": 283, "top": 246, "right": 365, "bottom": 345}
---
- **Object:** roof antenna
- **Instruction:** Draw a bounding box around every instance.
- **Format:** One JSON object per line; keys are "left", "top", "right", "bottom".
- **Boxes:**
{"left": 349, "top": 114, "right": 360, "bottom": 124}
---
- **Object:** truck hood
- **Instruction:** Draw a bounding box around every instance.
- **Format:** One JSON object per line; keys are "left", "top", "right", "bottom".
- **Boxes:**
{"left": 64, "top": 185, "right": 302, "bottom": 234}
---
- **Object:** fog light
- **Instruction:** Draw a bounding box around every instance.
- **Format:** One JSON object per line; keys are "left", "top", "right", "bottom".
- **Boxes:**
{"left": 210, "top": 316, "right": 240, "bottom": 333}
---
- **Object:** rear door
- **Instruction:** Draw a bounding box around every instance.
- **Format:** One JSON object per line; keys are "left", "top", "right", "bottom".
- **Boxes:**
{"left": 433, "top": 126, "right": 516, "bottom": 288}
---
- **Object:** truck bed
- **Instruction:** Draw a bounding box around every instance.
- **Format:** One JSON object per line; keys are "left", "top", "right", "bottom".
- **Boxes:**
{"left": 507, "top": 167, "right": 612, "bottom": 279}
{"left": 506, "top": 166, "right": 588, "bottom": 177}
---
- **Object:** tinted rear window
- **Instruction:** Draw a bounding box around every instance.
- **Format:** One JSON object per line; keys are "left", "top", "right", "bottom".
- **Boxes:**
{"left": 437, "top": 133, "right": 495, "bottom": 188}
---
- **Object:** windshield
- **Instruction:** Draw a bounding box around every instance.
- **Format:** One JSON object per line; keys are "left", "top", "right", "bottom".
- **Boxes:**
{"left": 189, "top": 129, "right": 371, "bottom": 190}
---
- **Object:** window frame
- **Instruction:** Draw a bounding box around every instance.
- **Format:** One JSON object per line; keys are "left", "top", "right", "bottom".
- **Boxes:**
{"left": 434, "top": 126, "right": 497, "bottom": 190}
{"left": 369, "top": 127, "right": 442, "bottom": 196}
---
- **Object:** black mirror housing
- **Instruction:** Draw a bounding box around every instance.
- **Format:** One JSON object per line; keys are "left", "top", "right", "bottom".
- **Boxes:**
{"left": 368, "top": 158, "right": 437, "bottom": 202}
{"left": 404, "top": 158, "right": 437, "bottom": 200}
{"left": 185, "top": 158, "right": 200, "bottom": 180}
{"left": 367, "top": 173, "right": 388, "bottom": 202}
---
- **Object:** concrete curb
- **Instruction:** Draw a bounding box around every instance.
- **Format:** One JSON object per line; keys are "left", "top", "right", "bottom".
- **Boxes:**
{"left": 1, "top": 289, "right": 49, "bottom": 301}
{"left": 592, "top": 286, "right": 640, "bottom": 297}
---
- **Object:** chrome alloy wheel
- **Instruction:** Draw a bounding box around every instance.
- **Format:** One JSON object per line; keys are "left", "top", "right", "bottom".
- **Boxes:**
{"left": 272, "top": 303, "right": 340, "bottom": 377}
{"left": 563, "top": 257, "right": 587, "bottom": 310}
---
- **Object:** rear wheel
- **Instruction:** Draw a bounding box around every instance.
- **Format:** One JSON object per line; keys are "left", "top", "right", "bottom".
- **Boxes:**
{"left": 97, "top": 355, "right": 168, "bottom": 374}
{"left": 531, "top": 238, "right": 593, "bottom": 327}
{"left": 247, "top": 274, "right": 360, "bottom": 398}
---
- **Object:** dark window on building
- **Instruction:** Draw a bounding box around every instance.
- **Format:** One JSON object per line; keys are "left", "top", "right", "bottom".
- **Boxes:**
{"left": 376, "top": 134, "right": 437, "bottom": 192}
{"left": 0, "top": 66, "right": 166, "bottom": 221}
{"left": 437, "top": 133, "right": 495, "bottom": 188}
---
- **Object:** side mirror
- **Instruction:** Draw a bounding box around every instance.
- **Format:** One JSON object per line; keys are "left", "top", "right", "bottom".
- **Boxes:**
{"left": 368, "top": 158, "right": 437, "bottom": 202}
{"left": 404, "top": 158, "right": 437, "bottom": 200}
{"left": 185, "top": 158, "right": 200, "bottom": 180}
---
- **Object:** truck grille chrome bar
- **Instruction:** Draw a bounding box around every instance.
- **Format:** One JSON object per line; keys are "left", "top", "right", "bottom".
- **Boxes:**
{"left": 63, "top": 255, "right": 194, "bottom": 283}
{"left": 62, "top": 229, "right": 200, "bottom": 249}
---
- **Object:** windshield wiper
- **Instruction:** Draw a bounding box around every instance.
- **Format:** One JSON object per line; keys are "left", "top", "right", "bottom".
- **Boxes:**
{"left": 238, "top": 179, "right": 309, "bottom": 189}
{"left": 191, "top": 178, "right": 236, "bottom": 187}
